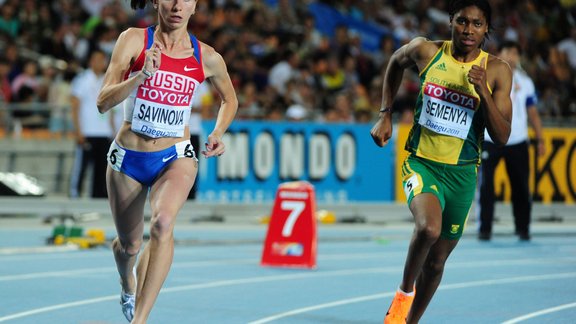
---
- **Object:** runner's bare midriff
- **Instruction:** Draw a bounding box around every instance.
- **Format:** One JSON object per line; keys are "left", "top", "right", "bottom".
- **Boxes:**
{"left": 115, "top": 123, "right": 189, "bottom": 152}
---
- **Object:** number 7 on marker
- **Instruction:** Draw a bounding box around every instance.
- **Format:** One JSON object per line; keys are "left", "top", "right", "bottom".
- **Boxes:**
{"left": 280, "top": 200, "right": 305, "bottom": 237}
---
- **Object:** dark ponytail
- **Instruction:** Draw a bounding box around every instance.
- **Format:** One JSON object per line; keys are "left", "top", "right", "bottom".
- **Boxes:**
{"left": 130, "top": 0, "right": 149, "bottom": 10}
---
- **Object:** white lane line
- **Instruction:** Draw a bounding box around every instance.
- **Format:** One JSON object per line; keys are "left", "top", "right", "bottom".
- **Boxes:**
{"left": 2, "top": 266, "right": 576, "bottom": 323}
{"left": 0, "top": 268, "right": 115, "bottom": 281}
{"left": 0, "top": 251, "right": 108, "bottom": 262}
{"left": 0, "top": 246, "right": 258, "bottom": 261}
{"left": 0, "top": 296, "right": 117, "bottom": 322}
{"left": 501, "top": 302, "right": 576, "bottom": 324}
{"left": 0, "top": 253, "right": 400, "bottom": 282}
{"left": 2, "top": 255, "right": 575, "bottom": 282}
{"left": 0, "top": 267, "right": 393, "bottom": 322}
{"left": 248, "top": 272, "right": 576, "bottom": 324}
{"left": 0, "top": 259, "right": 576, "bottom": 322}
{"left": 0, "top": 241, "right": 563, "bottom": 261}
{"left": 0, "top": 245, "right": 79, "bottom": 255}
{"left": 3, "top": 240, "right": 575, "bottom": 260}
{"left": 0, "top": 259, "right": 257, "bottom": 281}
{"left": 248, "top": 292, "right": 396, "bottom": 324}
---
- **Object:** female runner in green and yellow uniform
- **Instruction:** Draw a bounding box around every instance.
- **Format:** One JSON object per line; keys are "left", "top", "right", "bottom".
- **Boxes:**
{"left": 370, "top": 0, "right": 512, "bottom": 323}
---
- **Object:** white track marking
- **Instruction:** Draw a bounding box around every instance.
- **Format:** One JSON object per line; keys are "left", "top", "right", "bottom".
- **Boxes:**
{"left": 0, "top": 259, "right": 257, "bottom": 281}
{"left": 248, "top": 292, "right": 395, "bottom": 324}
{"left": 1, "top": 255, "right": 575, "bottom": 321}
{"left": 0, "top": 268, "right": 388, "bottom": 322}
{"left": 0, "top": 296, "right": 117, "bottom": 322}
{"left": 2, "top": 256, "right": 574, "bottom": 282}
{"left": 248, "top": 272, "right": 576, "bottom": 323}
{"left": 2, "top": 269, "right": 575, "bottom": 322}
{"left": 501, "top": 302, "right": 576, "bottom": 323}
{"left": 0, "top": 268, "right": 115, "bottom": 281}
{"left": 0, "top": 245, "right": 79, "bottom": 255}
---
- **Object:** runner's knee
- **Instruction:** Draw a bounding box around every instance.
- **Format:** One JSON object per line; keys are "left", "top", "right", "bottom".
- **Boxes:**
{"left": 414, "top": 223, "right": 441, "bottom": 244}
{"left": 117, "top": 238, "right": 142, "bottom": 256}
{"left": 150, "top": 212, "right": 175, "bottom": 241}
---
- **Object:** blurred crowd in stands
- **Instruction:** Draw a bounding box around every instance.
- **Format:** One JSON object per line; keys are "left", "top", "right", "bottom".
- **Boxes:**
{"left": 0, "top": 0, "right": 575, "bottom": 133}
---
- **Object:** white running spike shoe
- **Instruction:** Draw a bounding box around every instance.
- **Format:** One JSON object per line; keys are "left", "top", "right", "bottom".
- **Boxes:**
{"left": 120, "top": 267, "right": 136, "bottom": 322}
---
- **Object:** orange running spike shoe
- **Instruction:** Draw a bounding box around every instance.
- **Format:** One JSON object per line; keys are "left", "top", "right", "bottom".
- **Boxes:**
{"left": 384, "top": 289, "right": 415, "bottom": 324}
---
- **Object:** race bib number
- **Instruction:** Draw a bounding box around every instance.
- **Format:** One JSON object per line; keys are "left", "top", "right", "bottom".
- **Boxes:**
{"left": 419, "top": 83, "right": 478, "bottom": 139}
{"left": 131, "top": 71, "right": 195, "bottom": 138}
{"left": 404, "top": 174, "right": 420, "bottom": 198}
{"left": 131, "top": 99, "right": 189, "bottom": 138}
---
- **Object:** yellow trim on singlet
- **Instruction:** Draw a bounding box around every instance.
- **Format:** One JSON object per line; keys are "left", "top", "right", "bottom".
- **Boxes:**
{"left": 444, "top": 41, "right": 492, "bottom": 93}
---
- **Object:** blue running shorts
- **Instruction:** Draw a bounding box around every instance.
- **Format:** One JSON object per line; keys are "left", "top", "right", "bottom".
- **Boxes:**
{"left": 107, "top": 140, "right": 197, "bottom": 186}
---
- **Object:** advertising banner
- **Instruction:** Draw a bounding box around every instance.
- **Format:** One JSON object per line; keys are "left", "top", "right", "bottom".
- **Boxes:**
{"left": 498, "top": 128, "right": 576, "bottom": 204}
{"left": 197, "top": 121, "right": 394, "bottom": 203}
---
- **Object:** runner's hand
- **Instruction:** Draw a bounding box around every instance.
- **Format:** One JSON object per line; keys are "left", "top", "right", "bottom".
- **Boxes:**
{"left": 143, "top": 42, "right": 162, "bottom": 75}
{"left": 202, "top": 134, "right": 225, "bottom": 158}
{"left": 468, "top": 57, "right": 488, "bottom": 96}
{"left": 370, "top": 113, "right": 393, "bottom": 147}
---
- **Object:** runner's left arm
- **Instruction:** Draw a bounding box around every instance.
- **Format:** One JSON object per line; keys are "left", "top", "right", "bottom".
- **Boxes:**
{"left": 469, "top": 56, "right": 512, "bottom": 146}
{"left": 200, "top": 44, "right": 238, "bottom": 157}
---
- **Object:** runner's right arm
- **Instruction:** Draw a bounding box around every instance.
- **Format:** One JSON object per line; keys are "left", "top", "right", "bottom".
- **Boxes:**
{"left": 97, "top": 29, "right": 156, "bottom": 113}
{"left": 371, "top": 37, "right": 438, "bottom": 147}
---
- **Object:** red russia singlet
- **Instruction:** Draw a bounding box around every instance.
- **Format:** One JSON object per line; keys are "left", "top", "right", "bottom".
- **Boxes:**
{"left": 123, "top": 26, "right": 206, "bottom": 138}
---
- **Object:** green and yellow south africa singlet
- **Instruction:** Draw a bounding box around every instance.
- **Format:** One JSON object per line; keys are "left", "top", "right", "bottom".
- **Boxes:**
{"left": 406, "top": 41, "right": 490, "bottom": 165}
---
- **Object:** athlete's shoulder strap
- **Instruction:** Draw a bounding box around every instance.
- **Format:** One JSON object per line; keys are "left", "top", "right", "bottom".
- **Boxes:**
{"left": 189, "top": 34, "right": 201, "bottom": 63}
{"left": 145, "top": 25, "right": 155, "bottom": 49}
{"left": 441, "top": 40, "right": 451, "bottom": 52}
{"left": 145, "top": 27, "right": 200, "bottom": 62}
